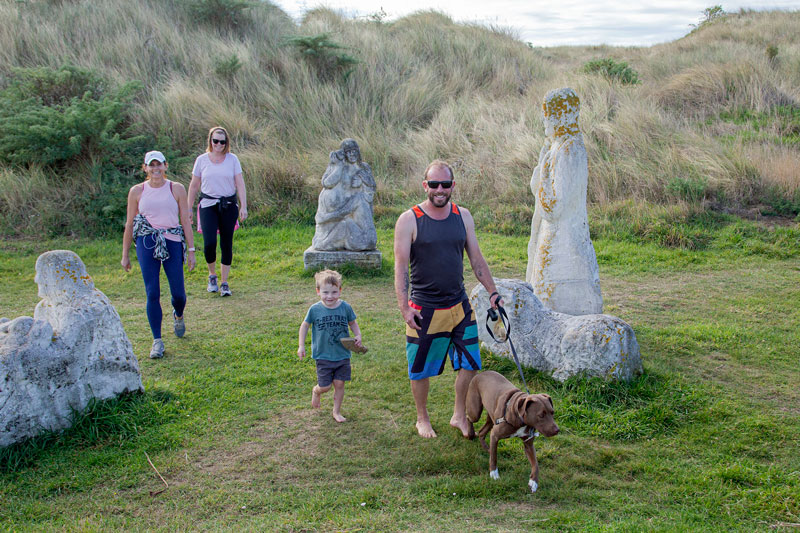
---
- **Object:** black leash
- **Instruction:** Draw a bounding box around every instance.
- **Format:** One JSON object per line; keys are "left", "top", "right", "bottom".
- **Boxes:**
{"left": 485, "top": 302, "right": 530, "bottom": 394}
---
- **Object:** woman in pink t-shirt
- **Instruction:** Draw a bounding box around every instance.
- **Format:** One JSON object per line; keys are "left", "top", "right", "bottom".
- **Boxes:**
{"left": 187, "top": 126, "right": 248, "bottom": 297}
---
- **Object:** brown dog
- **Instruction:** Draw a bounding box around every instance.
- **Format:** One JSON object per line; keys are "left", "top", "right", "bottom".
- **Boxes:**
{"left": 466, "top": 370, "right": 559, "bottom": 492}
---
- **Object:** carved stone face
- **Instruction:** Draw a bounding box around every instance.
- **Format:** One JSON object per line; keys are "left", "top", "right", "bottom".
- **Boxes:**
{"left": 345, "top": 148, "right": 359, "bottom": 164}
{"left": 542, "top": 87, "right": 580, "bottom": 138}
{"left": 339, "top": 139, "right": 361, "bottom": 164}
{"left": 34, "top": 250, "right": 94, "bottom": 303}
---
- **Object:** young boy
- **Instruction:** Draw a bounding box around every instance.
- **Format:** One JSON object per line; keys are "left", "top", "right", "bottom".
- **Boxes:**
{"left": 298, "top": 269, "right": 362, "bottom": 422}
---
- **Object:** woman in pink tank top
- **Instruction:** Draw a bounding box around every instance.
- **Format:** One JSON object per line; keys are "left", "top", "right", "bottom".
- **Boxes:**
{"left": 121, "top": 150, "right": 196, "bottom": 360}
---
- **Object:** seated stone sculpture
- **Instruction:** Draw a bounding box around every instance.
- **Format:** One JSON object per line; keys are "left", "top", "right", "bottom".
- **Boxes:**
{"left": 0, "top": 250, "right": 143, "bottom": 447}
{"left": 311, "top": 138, "right": 378, "bottom": 252}
{"left": 471, "top": 279, "right": 642, "bottom": 382}
{"left": 526, "top": 87, "right": 603, "bottom": 316}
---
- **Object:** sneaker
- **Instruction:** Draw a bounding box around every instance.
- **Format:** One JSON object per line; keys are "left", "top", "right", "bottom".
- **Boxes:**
{"left": 150, "top": 338, "right": 165, "bottom": 359}
{"left": 173, "top": 311, "right": 185, "bottom": 338}
{"left": 220, "top": 282, "right": 232, "bottom": 297}
{"left": 207, "top": 275, "right": 218, "bottom": 293}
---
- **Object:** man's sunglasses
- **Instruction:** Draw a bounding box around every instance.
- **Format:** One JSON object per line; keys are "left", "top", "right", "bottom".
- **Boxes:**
{"left": 212, "top": 139, "right": 227, "bottom": 145}
{"left": 426, "top": 180, "right": 453, "bottom": 189}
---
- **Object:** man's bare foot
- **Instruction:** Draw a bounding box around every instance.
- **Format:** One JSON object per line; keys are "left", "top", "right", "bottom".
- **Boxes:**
{"left": 450, "top": 415, "right": 473, "bottom": 438}
{"left": 416, "top": 420, "right": 437, "bottom": 438}
{"left": 311, "top": 387, "right": 321, "bottom": 409}
{"left": 333, "top": 412, "right": 346, "bottom": 423}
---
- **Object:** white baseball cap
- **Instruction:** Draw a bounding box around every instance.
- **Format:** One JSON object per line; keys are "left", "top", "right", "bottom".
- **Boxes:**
{"left": 144, "top": 151, "right": 166, "bottom": 165}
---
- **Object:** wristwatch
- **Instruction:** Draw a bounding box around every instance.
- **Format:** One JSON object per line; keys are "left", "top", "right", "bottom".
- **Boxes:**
{"left": 188, "top": 247, "right": 196, "bottom": 252}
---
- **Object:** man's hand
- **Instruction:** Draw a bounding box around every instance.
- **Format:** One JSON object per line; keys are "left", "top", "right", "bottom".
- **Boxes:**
{"left": 402, "top": 307, "right": 423, "bottom": 330}
{"left": 297, "top": 347, "right": 306, "bottom": 360}
{"left": 490, "top": 293, "right": 504, "bottom": 309}
{"left": 354, "top": 334, "right": 363, "bottom": 348}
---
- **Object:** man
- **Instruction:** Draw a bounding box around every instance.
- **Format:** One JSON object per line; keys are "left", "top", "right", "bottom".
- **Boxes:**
{"left": 394, "top": 160, "right": 503, "bottom": 438}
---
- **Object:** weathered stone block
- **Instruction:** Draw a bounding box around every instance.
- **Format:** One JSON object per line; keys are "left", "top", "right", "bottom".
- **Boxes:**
{"left": 471, "top": 279, "right": 642, "bottom": 382}
{"left": 0, "top": 250, "right": 143, "bottom": 447}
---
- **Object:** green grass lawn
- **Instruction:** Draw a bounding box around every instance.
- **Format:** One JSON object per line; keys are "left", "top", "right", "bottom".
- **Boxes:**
{"left": 1, "top": 221, "right": 798, "bottom": 531}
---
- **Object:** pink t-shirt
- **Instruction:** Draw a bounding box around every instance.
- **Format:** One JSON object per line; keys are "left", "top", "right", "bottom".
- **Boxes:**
{"left": 138, "top": 180, "right": 181, "bottom": 242}
{"left": 192, "top": 153, "right": 243, "bottom": 209}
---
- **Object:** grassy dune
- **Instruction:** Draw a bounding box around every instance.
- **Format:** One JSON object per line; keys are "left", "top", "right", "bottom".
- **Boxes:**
{"left": 0, "top": 2, "right": 798, "bottom": 236}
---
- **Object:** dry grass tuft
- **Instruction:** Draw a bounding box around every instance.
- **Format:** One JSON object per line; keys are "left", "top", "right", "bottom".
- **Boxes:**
{"left": 654, "top": 61, "right": 794, "bottom": 119}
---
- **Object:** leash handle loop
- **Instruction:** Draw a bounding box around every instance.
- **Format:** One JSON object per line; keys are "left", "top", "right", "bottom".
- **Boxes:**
{"left": 485, "top": 302, "right": 529, "bottom": 394}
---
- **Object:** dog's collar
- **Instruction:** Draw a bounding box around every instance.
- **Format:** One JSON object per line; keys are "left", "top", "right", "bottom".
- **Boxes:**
{"left": 495, "top": 398, "right": 539, "bottom": 442}
{"left": 494, "top": 398, "right": 514, "bottom": 426}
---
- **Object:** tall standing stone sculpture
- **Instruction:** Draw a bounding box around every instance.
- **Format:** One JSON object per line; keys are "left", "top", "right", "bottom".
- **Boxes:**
{"left": 304, "top": 139, "right": 381, "bottom": 269}
{"left": 0, "top": 250, "right": 143, "bottom": 447}
{"left": 526, "top": 88, "right": 603, "bottom": 316}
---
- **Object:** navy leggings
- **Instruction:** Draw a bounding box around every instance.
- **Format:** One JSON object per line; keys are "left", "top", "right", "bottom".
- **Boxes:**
{"left": 136, "top": 235, "right": 186, "bottom": 339}
{"left": 199, "top": 203, "right": 238, "bottom": 266}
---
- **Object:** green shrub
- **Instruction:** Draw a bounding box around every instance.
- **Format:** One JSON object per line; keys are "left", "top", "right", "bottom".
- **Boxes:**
{"left": 181, "top": 0, "right": 257, "bottom": 31}
{"left": 581, "top": 58, "right": 639, "bottom": 85}
{"left": 667, "top": 175, "right": 708, "bottom": 203}
{"left": 214, "top": 53, "right": 243, "bottom": 81}
{"left": 701, "top": 5, "right": 726, "bottom": 25}
{"left": 766, "top": 44, "right": 779, "bottom": 63}
{"left": 0, "top": 65, "right": 150, "bottom": 235}
{"left": 287, "top": 33, "right": 359, "bottom": 81}
{"left": 759, "top": 186, "right": 800, "bottom": 216}
{"left": 0, "top": 65, "right": 145, "bottom": 167}
{"left": 2, "top": 64, "right": 107, "bottom": 106}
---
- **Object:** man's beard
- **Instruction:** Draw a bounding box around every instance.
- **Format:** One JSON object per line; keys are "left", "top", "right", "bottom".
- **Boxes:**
{"left": 428, "top": 190, "right": 450, "bottom": 207}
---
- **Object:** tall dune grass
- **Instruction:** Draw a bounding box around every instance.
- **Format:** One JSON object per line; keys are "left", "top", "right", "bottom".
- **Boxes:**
{"left": 0, "top": 2, "right": 798, "bottom": 236}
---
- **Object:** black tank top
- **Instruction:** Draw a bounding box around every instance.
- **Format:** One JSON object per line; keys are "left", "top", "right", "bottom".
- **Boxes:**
{"left": 409, "top": 203, "right": 467, "bottom": 308}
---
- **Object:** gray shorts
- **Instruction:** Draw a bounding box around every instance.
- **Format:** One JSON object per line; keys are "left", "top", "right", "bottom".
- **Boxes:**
{"left": 315, "top": 358, "right": 351, "bottom": 387}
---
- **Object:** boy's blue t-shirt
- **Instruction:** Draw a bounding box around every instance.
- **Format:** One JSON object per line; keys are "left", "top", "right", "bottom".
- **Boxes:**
{"left": 303, "top": 300, "right": 357, "bottom": 361}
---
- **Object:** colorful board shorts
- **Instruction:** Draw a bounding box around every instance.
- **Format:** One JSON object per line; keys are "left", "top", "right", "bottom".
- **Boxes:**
{"left": 405, "top": 298, "right": 481, "bottom": 380}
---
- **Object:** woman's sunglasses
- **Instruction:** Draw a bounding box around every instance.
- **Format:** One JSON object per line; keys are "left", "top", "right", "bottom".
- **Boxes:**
{"left": 426, "top": 180, "right": 453, "bottom": 189}
{"left": 212, "top": 139, "right": 227, "bottom": 145}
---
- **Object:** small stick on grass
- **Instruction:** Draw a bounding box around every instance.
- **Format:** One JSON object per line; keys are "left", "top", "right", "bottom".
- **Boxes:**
{"left": 144, "top": 451, "right": 169, "bottom": 496}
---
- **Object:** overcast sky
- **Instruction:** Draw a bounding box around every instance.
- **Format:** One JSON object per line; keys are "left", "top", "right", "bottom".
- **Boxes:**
{"left": 272, "top": 1, "right": 799, "bottom": 46}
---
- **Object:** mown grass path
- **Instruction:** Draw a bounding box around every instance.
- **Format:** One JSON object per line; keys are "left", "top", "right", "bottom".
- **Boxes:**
{"left": 1, "top": 224, "right": 798, "bottom": 531}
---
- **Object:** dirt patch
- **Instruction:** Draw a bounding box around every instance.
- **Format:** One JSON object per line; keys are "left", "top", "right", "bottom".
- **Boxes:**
{"left": 143, "top": 408, "right": 328, "bottom": 498}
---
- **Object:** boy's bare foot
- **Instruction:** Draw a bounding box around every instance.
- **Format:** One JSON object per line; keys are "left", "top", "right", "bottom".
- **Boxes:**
{"left": 450, "top": 415, "right": 473, "bottom": 438}
{"left": 311, "top": 387, "right": 321, "bottom": 409}
{"left": 416, "top": 420, "right": 437, "bottom": 438}
{"left": 333, "top": 412, "right": 347, "bottom": 423}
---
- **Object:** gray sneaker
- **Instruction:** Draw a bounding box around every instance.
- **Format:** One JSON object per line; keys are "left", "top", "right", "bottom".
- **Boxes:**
{"left": 150, "top": 338, "right": 165, "bottom": 359}
{"left": 173, "top": 311, "right": 185, "bottom": 338}
{"left": 220, "top": 282, "right": 232, "bottom": 297}
{"left": 207, "top": 275, "right": 218, "bottom": 293}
